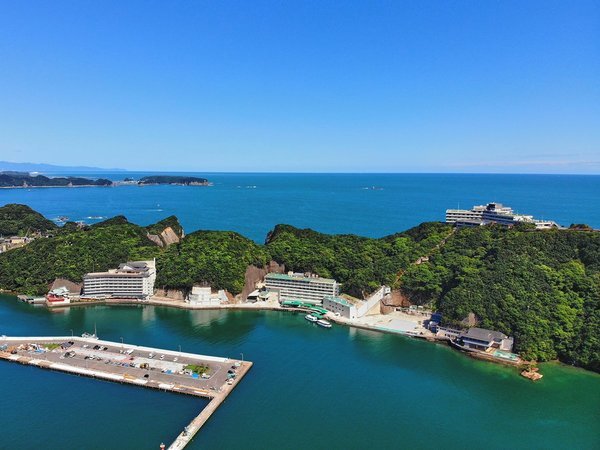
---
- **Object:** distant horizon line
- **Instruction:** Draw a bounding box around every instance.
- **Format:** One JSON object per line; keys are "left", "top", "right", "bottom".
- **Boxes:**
{"left": 4, "top": 170, "right": 600, "bottom": 176}
{"left": 1, "top": 161, "right": 598, "bottom": 176}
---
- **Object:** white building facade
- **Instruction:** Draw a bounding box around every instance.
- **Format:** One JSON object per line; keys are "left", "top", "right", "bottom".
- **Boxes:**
{"left": 323, "top": 286, "right": 390, "bottom": 319}
{"left": 83, "top": 260, "right": 156, "bottom": 299}
{"left": 187, "top": 286, "right": 228, "bottom": 305}
{"left": 323, "top": 296, "right": 357, "bottom": 319}
{"left": 265, "top": 272, "right": 339, "bottom": 305}
{"left": 446, "top": 203, "right": 559, "bottom": 229}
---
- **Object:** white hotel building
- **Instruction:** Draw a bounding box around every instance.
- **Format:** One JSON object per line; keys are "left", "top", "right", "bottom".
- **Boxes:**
{"left": 265, "top": 272, "right": 340, "bottom": 305}
{"left": 83, "top": 260, "right": 156, "bottom": 300}
{"left": 446, "top": 203, "right": 559, "bottom": 229}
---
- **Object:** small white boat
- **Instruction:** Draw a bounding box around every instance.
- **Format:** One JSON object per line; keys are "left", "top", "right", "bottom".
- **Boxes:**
{"left": 317, "top": 319, "right": 332, "bottom": 328}
{"left": 82, "top": 324, "right": 99, "bottom": 340}
{"left": 305, "top": 314, "right": 318, "bottom": 322}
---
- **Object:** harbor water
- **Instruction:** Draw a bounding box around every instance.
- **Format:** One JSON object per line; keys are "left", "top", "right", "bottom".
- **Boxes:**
{"left": 0, "top": 296, "right": 598, "bottom": 449}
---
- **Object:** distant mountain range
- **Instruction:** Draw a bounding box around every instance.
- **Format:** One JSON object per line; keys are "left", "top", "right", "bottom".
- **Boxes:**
{"left": 0, "top": 161, "right": 126, "bottom": 173}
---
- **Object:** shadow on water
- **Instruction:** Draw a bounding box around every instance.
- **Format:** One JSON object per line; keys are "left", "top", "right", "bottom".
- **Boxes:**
{"left": 153, "top": 307, "right": 259, "bottom": 343}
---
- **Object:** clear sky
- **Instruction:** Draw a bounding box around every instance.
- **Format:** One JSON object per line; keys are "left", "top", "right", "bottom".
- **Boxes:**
{"left": 0, "top": 1, "right": 598, "bottom": 173}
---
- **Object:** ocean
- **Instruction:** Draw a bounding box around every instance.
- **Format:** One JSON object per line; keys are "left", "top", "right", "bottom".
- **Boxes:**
{"left": 0, "top": 173, "right": 599, "bottom": 449}
{"left": 1, "top": 173, "right": 599, "bottom": 241}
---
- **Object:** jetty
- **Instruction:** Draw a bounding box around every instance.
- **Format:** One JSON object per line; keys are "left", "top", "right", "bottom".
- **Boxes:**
{"left": 0, "top": 335, "right": 252, "bottom": 448}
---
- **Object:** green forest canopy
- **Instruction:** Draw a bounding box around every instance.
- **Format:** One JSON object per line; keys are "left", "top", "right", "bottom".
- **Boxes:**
{"left": 0, "top": 204, "right": 599, "bottom": 372}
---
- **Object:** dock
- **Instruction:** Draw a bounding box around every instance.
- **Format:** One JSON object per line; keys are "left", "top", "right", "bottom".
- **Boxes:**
{"left": 0, "top": 335, "right": 252, "bottom": 448}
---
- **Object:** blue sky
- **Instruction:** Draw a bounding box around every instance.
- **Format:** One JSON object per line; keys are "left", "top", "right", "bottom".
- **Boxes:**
{"left": 0, "top": 1, "right": 598, "bottom": 173}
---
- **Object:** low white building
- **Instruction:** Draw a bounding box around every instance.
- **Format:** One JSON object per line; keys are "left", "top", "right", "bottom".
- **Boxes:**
{"left": 323, "top": 296, "right": 357, "bottom": 319}
{"left": 45, "top": 287, "right": 71, "bottom": 306}
{"left": 187, "top": 286, "right": 228, "bottom": 305}
{"left": 323, "top": 286, "right": 390, "bottom": 319}
{"left": 83, "top": 259, "right": 156, "bottom": 300}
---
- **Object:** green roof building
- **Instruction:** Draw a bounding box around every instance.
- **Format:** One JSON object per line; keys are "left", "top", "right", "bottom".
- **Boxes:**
{"left": 265, "top": 272, "right": 340, "bottom": 305}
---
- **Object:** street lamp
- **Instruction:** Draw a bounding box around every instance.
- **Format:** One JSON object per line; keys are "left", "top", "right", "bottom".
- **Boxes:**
{"left": 70, "top": 329, "right": 73, "bottom": 337}
{"left": 240, "top": 353, "right": 244, "bottom": 362}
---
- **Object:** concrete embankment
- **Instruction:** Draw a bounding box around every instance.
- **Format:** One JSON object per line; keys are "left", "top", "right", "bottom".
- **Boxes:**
{"left": 168, "top": 361, "right": 252, "bottom": 450}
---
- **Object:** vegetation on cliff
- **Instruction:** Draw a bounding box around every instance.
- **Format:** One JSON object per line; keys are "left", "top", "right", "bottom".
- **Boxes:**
{"left": 0, "top": 204, "right": 57, "bottom": 236}
{"left": 265, "top": 222, "right": 453, "bottom": 298}
{"left": 146, "top": 215, "right": 184, "bottom": 238}
{"left": 0, "top": 217, "right": 163, "bottom": 294}
{"left": 156, "top": 230, "right": 269, "bottom": 294}
{"left": 400, "top": 225, "right": 600, "bottom": 371}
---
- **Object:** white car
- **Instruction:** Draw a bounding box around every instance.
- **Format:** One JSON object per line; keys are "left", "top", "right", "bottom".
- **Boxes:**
{"left": 173, "top": 357, "right": 178, "bottom": 362}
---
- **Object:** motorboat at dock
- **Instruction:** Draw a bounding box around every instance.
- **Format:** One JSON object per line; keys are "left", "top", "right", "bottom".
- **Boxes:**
{"left": 317, "top": 319, "right": 332, "bottom": 328}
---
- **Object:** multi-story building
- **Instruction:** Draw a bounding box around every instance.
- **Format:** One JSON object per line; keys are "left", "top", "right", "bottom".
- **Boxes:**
{"left": 83, "top": 260, "right": 156, "bottom": 299}
{"left": 446, "top": 203, "right": 559, "bottom": 229}
{"left": 265, "top": 272, "right": 339, "bottom": 305}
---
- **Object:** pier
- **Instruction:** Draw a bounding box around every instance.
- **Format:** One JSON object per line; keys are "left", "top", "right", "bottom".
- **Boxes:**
{"left": 0, "top": 335, "right": 252, "bottom": 448}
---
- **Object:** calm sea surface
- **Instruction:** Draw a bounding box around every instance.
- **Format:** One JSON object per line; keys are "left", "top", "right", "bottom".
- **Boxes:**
{"left": 0, "top": 297, "right": 598, "bottom": 449}
{"left": 1, "top": 173, "right": 599, "bottom": 240}
{"left": 0, "top": 173, "right": 599, "bottom": 449}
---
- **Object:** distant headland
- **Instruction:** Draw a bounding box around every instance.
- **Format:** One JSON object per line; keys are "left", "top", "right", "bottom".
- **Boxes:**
{"left": 135, "top": 176, "right": 209, "bottom": 186}
{"left": 0, "top": 171, "right": 113, "bottom": 188}
{"left": 0, "top": 171, "right": 210, "bottom": 188}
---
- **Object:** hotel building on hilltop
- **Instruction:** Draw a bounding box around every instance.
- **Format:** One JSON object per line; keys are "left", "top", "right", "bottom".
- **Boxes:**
{"left": 265, "top": 272, "right": 340, "bottom": 305}
{"left": 82, "top": 259, "right": 156, "bottom": 300}
{"left": 446, "top": 203, "right": 559, "bottom": 229}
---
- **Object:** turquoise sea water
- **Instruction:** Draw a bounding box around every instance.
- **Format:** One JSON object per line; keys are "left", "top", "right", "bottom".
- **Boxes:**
{"left": 1, "top": 173, "right": 599, "bottom": 448}
{"left": 0, "top": 297, "right": 598, "bottom": 449}
{"left": 1, "top": 173, "right": 599, "bottom": 240}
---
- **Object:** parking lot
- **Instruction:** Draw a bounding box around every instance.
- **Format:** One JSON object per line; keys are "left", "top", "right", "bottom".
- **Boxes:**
{"left": 3, "top": 337, "right": 242, "bottom": 394}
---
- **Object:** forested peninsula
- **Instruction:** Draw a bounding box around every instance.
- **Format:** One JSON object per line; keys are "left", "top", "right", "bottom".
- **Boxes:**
{"left": 137, "top": 175, "right": 209, "bottom": 185}
{"left": 0, "top": 171, "right": 112, "bottom": 188}
{"left": 0, "top": 204, "right": 598, "bottom": 372}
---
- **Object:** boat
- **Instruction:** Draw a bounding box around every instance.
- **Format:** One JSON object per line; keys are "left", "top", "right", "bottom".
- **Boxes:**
{"left": 82, "top": 324, "right": 99, "bottom": 339}
{"left": 316, "top": 319, "right": 332, "bottom": 328}
{"left": 305, "top": 314, "right": 318, "bottom": 322}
